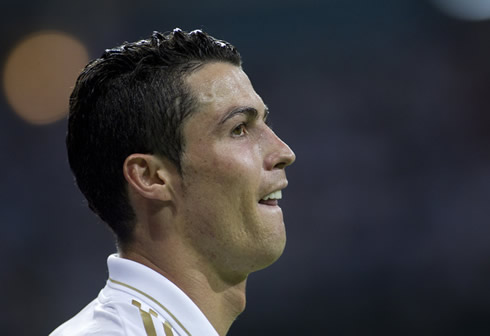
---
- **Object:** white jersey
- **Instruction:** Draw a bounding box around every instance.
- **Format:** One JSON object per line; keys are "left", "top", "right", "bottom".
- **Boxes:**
{"left": 50, "top": 254, "right": 218, "bottom": 336}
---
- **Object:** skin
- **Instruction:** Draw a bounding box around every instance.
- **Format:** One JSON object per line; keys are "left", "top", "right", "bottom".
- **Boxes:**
{"left": 122, "top": 62, "right": 295, "bottom": 335}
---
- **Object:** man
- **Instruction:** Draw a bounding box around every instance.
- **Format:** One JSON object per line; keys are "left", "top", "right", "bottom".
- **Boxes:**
{"left": 51, "top": 28, "right": 295, "bottom": 336}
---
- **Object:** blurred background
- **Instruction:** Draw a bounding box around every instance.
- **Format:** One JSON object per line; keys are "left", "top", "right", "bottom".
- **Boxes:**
{"left": 1, "top": 0, "right": 490, "bottom": 335}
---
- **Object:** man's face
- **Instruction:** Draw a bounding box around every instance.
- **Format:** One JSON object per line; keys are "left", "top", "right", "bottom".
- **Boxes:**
{"left": 174, "top": 62, "right": 295, "bottom": 280}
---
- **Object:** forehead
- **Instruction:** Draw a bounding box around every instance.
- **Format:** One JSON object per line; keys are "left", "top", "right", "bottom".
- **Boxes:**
{"left": 185, "top": 62, "right": 264, "bottom": 122}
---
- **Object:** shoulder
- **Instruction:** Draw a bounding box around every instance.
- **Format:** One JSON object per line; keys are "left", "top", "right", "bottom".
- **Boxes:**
{"left": 49, "top": 297, "right": 126, "bottom": 336}
{"left": 49, "top": 287, "right": 168, "bottom": 336}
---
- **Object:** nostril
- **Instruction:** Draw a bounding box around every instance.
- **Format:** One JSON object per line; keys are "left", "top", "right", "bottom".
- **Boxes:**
{"left": 274, "top": 162, "right": 287, "bottom": 170}
{"left": 264, "top": 129, "right": 296, "bottom": 170}
{"left": 266, "top": 144, "right": 295, "bottom": 171}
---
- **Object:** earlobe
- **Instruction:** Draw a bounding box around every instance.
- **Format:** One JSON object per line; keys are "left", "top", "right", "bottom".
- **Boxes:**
{"left": 123, "top": 154, "right": 171, "bottom": 201}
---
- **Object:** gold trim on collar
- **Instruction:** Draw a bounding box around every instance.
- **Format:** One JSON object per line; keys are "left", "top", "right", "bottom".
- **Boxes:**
{"left": 109, "top": 278, "right": 192, "bottom": 336}
{"left": 164, "top": 321, "right": 175, "bottom": 336}
{"left": 132, "top": 300, "right": 158, "bottom": 336}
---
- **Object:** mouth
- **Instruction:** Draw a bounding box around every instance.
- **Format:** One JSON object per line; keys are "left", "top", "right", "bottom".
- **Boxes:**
{"left": 258, "top": 190, "right": 282, "bottom": 206}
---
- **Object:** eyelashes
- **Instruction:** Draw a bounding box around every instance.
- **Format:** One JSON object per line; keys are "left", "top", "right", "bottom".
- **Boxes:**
{"left": 231, "top": 123, "right": 248, "bottom": 137}
{"left": 230, "top": 117, "right": 271, "bottom": 138}
{"left": 264, "top": 117, "right": 272, "bottom": 129}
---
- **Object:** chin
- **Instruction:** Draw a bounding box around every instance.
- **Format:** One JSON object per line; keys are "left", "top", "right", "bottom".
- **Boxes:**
{"left": 252, "top": 232, "right": 287, "bottom": 272}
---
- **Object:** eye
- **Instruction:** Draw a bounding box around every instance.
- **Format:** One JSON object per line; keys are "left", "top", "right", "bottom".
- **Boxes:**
{"left": 231, "top": 123, "right": 248, "bottom": 137}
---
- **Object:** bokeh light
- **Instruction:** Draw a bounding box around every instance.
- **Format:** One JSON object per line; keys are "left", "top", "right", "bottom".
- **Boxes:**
{"left": 430, "top": 0, "right": 490, "bottom": 21}
{"left": 2, "top": 31, "right": 89, "bottom": 124}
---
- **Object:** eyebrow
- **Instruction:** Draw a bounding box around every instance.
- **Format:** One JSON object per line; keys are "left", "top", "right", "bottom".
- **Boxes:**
{"left": 218, "top": 105, "right": 269, "bottom": 125}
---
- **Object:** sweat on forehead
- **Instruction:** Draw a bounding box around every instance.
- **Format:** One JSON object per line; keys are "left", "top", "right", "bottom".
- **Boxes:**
{"left": 186, "top": 63, "right": 258, "bottom": 106}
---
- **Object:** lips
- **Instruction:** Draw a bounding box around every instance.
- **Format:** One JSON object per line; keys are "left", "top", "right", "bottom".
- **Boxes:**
{"left": 259, "top": 199, "right": 279, "bottom": 206}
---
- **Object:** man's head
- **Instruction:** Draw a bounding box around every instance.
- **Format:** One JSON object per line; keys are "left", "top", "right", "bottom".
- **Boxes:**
{"left": 68, "top": 29, "right": 295, "bottom": 275}
{"left": 67, "top": 29, "right": 241, "bottom": 244}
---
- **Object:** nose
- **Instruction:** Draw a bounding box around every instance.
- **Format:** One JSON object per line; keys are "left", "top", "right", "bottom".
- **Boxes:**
{"left": 264, "top": 129, "right": 296, "bottom": 170}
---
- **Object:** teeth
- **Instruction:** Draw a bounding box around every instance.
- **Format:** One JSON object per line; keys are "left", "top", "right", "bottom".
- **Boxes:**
{"left": 262, "top": 190, "right": 282, "bottom": 201}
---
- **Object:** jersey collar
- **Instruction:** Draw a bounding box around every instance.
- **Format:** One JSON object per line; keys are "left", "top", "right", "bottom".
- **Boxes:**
{"left": 106, "top": 254, "right": 219, "bottom": 336}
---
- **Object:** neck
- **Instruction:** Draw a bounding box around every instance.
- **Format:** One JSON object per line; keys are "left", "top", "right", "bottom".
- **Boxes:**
{"left": 121, "top": 244, "right": 248, "bottom": 336}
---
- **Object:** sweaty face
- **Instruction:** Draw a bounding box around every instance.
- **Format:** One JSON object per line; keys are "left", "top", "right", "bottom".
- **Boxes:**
{"left": 175, "top": 62, "right": 295, "bottom": 280}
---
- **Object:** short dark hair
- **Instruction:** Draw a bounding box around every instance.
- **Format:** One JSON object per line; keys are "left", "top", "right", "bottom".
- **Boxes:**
{"left": 67, "top": 29, "right": 241, "bottom": 244}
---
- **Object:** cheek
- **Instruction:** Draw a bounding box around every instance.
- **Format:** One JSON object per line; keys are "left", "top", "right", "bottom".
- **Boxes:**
{"left": 182, "top": 151, "right": 261, "bottom": 224}
{"left": 180, "top": 139, "right": 264, "bottom": 226}
{"left": 192, "top": 145, "right": 260, "bottom": 184}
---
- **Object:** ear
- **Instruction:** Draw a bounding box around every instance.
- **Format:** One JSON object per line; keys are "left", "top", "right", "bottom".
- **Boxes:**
{"left": 123, "top": 154, "right": 177, "bottom": 202}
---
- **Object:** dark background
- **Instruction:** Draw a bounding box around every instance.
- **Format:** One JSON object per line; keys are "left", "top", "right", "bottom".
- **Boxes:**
{"left": 1, "top": 0, "right": 490, "bottom": 335}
